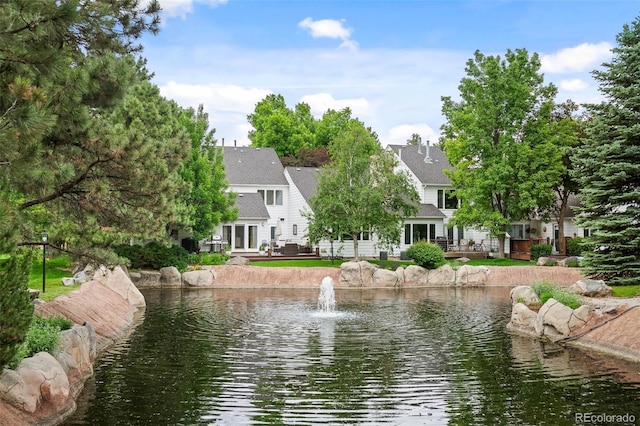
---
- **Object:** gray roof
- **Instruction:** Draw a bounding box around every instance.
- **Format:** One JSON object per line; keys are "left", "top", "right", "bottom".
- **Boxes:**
{"left": 285, "top": 166, "right": 320, "bottom": 203}
{"left": 235, "top": 193, "right": 270, "bottom": 220}
{"left": 388, "top": 144, "right": 451, "bottom": 186}
{"left": 223, "top": 147, "right": 288, "bottom": 186}
{"left": 412, "top": 203, "right": 446, "bottom": 219}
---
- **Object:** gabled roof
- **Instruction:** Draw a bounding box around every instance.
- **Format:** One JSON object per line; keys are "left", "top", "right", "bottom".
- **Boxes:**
{"left": 388, "top": 144, "right": 451, "bottom": 186}
{"left": 285, "top": 166, "right": 320, "bottom": 203}
{"left": 413, "top": 203, "right": 447, "bottom": 218}
{"left": 223, "top": 146, "right": 288, "bottom": 186}
{"left": 235, "top": 193, "right": 270, "bottom": 220}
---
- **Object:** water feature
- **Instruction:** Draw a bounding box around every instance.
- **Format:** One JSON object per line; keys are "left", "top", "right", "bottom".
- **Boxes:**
{"left": 65, "top": 286, "right": 640, "bottom": 425}
{"left": 317, "top": 276, "right": 336, "bottom": 313}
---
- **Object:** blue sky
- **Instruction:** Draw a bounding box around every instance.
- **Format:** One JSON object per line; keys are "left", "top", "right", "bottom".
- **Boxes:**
{"left": 141, "top": 1, "right": 640, "bottom": 146}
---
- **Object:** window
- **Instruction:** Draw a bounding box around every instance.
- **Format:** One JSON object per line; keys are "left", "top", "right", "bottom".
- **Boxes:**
{"left": 429, "top": 224, "right": 436, "bottom": 241}
{"left": 405, "top": 224, "right": 411, "bottom": 244}
{"left": 293, "top": 224, "right": 298, "bottom": 235}
{"left": 437, "top": 190, "right": 444, "bottom": 209}
{"left": 444, "top": 190, "right": 458, "bottom": 209}
{"left": 248, "top": 226, "right": 257, "bottom": 249}
{"left": 257, "top": 189, "right": 284, "bottom": 206}
{"left": 413, "top": 224, "right": 427, "bottom": 242}
{"left": 507, "top": 224, "right": 530, "bottom": 240}
{"left": 222, "top": 226, "right": 232, "bottom": 248}
{"left": 270, "top": 226, "right": 276, "bottom": 240}
{"left": 235, "top": 225, "right": 245, "bottom": 248}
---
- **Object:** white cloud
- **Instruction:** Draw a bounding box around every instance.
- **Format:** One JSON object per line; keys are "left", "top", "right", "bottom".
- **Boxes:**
{"left": 155, "top": 0, "right": 227, "bottom": 19}
{"left": 540, "top": 42, "right": 612, "bottom": 74}
{"left": 298, "top": 17, "right": 358, "bottom": 50}
{"left": 559, "top": 78, "right": 588, "bottom": 92}
{"left": 299, "top": 93, "right": 371, "bottom": 119}
{"left": 160, "top": 81, "right": 271, "bottom": 112}
{"left": 387, "top": 124, "right": 439, "bottom": 147}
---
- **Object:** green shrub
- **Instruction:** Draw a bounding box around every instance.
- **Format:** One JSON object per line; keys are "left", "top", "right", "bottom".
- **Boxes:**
{"left": 406, "top": 241, "right": 445, "bottom": 269}
{"left": 530, "top": 243, "right": 553, "bottom": 261}
{"left": 115, "top": 242, "right": 190, "bottom": 271}
{"left": 531, "top": 280, "right": 581, "bottom": 309}
{"left": 564, "top": 258, "right": 580, "bottom": 268}
{"left": 188, "top": 252, "right": 226, "bottom": 266}
{"left": 7, "top": 315, "right": 74, "bottom": 369}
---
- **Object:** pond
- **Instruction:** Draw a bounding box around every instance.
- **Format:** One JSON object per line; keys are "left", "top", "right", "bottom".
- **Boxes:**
{"left": 65, "top": 286, "right": 640, "bottom": 425}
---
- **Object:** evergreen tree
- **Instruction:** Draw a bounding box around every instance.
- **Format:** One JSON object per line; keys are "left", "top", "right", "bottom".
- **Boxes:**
{"left": 572, "top": 16, "right": 640, "bottom": 285}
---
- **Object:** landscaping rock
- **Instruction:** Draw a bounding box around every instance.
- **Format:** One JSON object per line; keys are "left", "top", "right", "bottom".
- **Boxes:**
{"left": 570, "top": 279, "right": 613, "bottom": 297}
{"left": 93, "top": 265, "right": 145, "bottom": 308}
{"left": 510, "top": 285, "right": 540, "bottom": 305}
{"left": 226, "top": 256, "right": 250, "bottom": 266}
{"left": 182, "top": 269, "right": 216, "bottom": 287}
{"left": 159, "top": 266, "right": 181, "bottom": 287}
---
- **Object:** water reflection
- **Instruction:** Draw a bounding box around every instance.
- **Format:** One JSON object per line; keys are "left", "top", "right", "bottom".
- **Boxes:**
{"left": 66, "top": 287, "right": 640, "bottom": 425}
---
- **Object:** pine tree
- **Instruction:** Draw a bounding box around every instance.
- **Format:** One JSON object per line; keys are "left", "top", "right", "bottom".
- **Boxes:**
{"left": 572, "top": 16, "right": 640, "bottom": 285}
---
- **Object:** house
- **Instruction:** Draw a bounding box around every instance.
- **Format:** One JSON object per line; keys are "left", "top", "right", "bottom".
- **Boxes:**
{"left": 191, "top": 143, "right": 581, "bottom": 258}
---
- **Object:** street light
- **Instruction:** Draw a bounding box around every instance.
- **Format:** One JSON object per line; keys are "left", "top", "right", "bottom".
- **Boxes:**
{"left": 41, "top": 230, "right": 48, "bottom": 294}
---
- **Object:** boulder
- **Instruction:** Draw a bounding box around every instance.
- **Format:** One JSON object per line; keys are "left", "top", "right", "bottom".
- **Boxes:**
{"left": 535, "top": 298, "right": 578, "bottom": 341}
{"left": 454, "top": 265, "right": 489, "bottom": 286}
{"left": 0, "top": 352, "right": 70, "bottom": 413}
{"left": 395, "top": 266, "right": 405, "bottom": 288}
{"left": 372, "top": 267, "right": 400, "bottom": 287}
{"left": 135, "top": 271, "right": 161, "bottom": 288}
{"left": 510, "top": 285, "right": 540, "bottom": 305}
{"left": 403, "top": 265, "right": 429, "bottom": 286}
{"left": 359, "top": 261, "right": 378, "bottom": 287}
{"left": 537, "top": 257, "right": 557, "bottom": 266}
{"left": 427, "top": 264, "right": 456, "bottom": 286}
{"left": 226, "top": 256, "right": 250, "bottom": 266}
{"left": 159, "top": 266, "right": 182, "bottom": 287}
{"left": 182, "top": 269, "right": 216, "bottom": 287}
{"left": 93, "top": 265, "right": 145, "bottom": 308}
{"left": 509, "top": 302, "right": 538, "bottom": 330}
{"left": 55, "top": 324, "right": 96, "bottom": 395}
{"left": 558, "top": 256, "right": 580, "bottom": 267}
{"left": 569, "top": 279, "right": 613, "bottom": 297}
{"left": 339, "top": 261, "right": 363, "bottom": 287}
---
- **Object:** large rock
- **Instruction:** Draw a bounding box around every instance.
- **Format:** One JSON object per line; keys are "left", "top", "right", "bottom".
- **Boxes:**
{"left": 403, "top": 265, "right": 430, "bottom": 286}
{"left": 54, "top": 324, "right": 96, "bottom": 395}
{"left": 159, "top": 266, "right": 182, "bottom": 287}
{"left": 0, "top": 352, "right": 70, "bottom": 414}
{"left": 182, "top": 269, "right": 216, "bottom": 287}
{"left": 226, "top": 256, "right": 250, "bottom": 266}
{"left": 372, "top": 267, "right": 400, "bottom": 287}
{"left": 339, "top": 261, "right": 363, "bottom": 287}
{"left": 570, "top": 279, "right": 613, "bottom": 297}
{"left": 533, "top": 298, "right": 592, "bottom": 341}
{"left": 454, "top": 265, "right": 489, "bottom": 286}
{"left": 93, "top": 265, "right": 145, "bottom": 308}
{"left": 509, "top": 302, "right": 538, "bottom": 331}
{"left": 510, "top": 285, "right": 540, "bottom": 305}
{"left": 428, "top": 264, "right": 456, "bottom": 286}
{"left": 135, "top": 271, "right": 161, "bottom": 288}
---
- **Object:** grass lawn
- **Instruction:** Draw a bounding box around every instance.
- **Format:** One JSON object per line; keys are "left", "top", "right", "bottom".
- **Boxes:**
{"left": 28, "top": 256, "right": 75, "bottom": 301}
{"left": 250, "top": 257, "right": 533, "bottom": 268}
{"left": 611, "top": 285, "right": 640, "bottom": 298}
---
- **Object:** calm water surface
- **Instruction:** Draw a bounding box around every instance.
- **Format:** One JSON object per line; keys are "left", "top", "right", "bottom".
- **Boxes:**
{"left": 65, "top": 287, "right": 640, "bottom": 425}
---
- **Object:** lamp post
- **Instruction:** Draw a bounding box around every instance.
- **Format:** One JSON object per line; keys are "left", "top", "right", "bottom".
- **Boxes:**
{"left": 41, "top": 230, "right": 48, "bottom": 294}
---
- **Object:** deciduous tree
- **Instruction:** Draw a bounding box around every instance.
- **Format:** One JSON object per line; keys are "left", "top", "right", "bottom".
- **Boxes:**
{"left": 441, "top": 49, "right": 562, "bottom": 257}
{"left": 305, "top": 121, "right": 419, "bottom": 259}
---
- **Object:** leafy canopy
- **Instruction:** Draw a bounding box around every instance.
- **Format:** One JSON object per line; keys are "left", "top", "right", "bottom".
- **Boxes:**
{"left": 440, "top": 49, "right": 562, "bottom": 257}
{"left": 305, "top": 121, "right": 419, "bottom": 259}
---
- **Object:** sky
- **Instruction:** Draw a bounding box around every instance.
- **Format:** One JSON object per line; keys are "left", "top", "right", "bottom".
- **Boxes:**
{"left": 140, "top": 0, "right": 640, "bottom": 147}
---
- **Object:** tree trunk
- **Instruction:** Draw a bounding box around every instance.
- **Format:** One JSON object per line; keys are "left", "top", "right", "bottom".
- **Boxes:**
{"left": 353, "top": 237, "right": 359, "bottom": 261}
{"left": 497, "top": 234, "right": 506, "bottom": 258}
